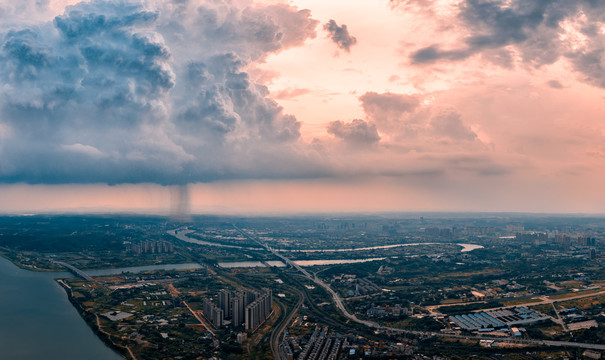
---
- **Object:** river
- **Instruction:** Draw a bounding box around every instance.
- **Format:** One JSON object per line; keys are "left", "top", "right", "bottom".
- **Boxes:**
{"left": 80, "top": 258, "right": 385, "bottom": 272}
{"left": 0, "top": 256, "right": 124, "bottom": 360}
{"left": 167, "top": 230, "right": 484, "bottom": 255}
{"left": 218, "top": 258, "right": 386, "bottom": 267}
{"left": 294, "top": 257, "right": 386, "bottom": 266}
{"left": 164, "top": 230, "right": 484, "bottom": 268}
{"left": 167, "top": 229, "right": 263, "bottom": 250}
{"left": 284, "top": 242, "right": 484, "bottom": 253}
{"left": 80, "top": 258, "right": 388, "bottom": 272}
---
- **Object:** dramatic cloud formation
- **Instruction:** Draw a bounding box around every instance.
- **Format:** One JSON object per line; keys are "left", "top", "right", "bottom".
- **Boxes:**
{"left": 3, "top": 0, "right": 605, "bottom": 213}
{"left": 0, "top": 0, "right": 516, "bottom": 190}
{"left": 0, "top": 0, "right": 321, "bottom": 184}
{"left": 323, "top": 19, "right": 357, "bottom": 52}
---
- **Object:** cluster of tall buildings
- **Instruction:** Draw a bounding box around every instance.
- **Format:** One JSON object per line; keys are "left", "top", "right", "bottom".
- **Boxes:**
{"left": 514, "top": 232, "right": 599, "bottom": 248}
{"left": 202, "top": 299, "right": 223, "bottom": 329}
{"left": 554, "top": 234, "right": 597, "bottom": 247}
{"left": 130, "top": 240, "right": 174, "bottom": 254}
{"left": 203, "top": 288, "right": 272, "bottom": 331}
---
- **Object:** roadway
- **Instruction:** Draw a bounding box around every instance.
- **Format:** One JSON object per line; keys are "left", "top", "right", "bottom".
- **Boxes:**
{"left": 183, "top": 301, "right": 215, "bottom": 336}
{"left": 551, "top": 303, "right": 568, "bottom": 330}
{"left": 52, "top": 260, "right": 93, "bottom": 281}
{"left": 270, "top": 289, "right": 304, "bottom": 360}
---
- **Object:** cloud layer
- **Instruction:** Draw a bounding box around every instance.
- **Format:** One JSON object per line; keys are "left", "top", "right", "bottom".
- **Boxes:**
{"left": 410, "top": 0, "right": 605, "bottom": 87}
{"left": 0, "top": 0, "right": 321, "bottom": 184}
{"left": 1, "top": 0, "right": 605, "bottom": 216}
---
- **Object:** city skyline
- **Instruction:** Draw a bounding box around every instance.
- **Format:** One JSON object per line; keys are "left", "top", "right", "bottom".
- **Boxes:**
{"left": 1, "top": 0, "right": 605, "bottom": 214}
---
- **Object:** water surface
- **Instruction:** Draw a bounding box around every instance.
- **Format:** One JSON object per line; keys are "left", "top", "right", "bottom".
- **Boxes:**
{"left": 168, "top": 228, "right": 484, "bottom": 255}
{"left": 284, "top": 243, "right": 484, "bottom": 253}
{"left": 167, "top": 229, "right": 262, "bottom": 250}
{"left": 294, "top": 257, "right": 386, "bottom": 266}
{"left": 0, "top": 256, "right": 123, "bottom": 360}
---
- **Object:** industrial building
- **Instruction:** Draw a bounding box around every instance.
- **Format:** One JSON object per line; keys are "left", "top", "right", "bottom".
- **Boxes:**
{"left": 449, "top": 307, "right": 548, "bottom": 331}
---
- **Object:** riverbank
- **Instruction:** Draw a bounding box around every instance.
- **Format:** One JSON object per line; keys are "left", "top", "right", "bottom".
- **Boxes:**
{"left": 0, "top": 256, "right": 124, "bottom": 360}
{"left": 0, "top": 249, "right": 61, "bottom": 272}
{"left": 56, "top": 280, "right": 129, "bottom": 359}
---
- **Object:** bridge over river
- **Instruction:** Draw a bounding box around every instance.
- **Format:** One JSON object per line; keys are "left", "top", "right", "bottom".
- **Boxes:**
{"left": 52, "top": 261, "right": 93, "bottom": 281}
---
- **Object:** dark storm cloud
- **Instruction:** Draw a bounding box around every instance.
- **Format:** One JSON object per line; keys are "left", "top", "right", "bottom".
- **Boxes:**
{"left": 323, "top": 20, "right": 357, "bottom": 52}
{"left": 327, "top": 119, "right": 380, "bottom": 146}
{"left": 410, "top": 0, "right": 558, "bottom": 65}
{"left": 409, "top": 0, "right": 605, "bottom": 88}
{"left": 569, "top": 48, "right": 605, "bottom": 88}
{"left": 412, "top": 0, "right": 555, "bottom": 58}
{"left": 0, "top": 0, "right": 322, "bottom": 184}
{"left": 410, "top": 45, "right": 470, "bottom": 63}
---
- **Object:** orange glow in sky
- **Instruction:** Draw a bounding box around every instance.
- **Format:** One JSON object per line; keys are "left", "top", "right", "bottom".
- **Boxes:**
{"left": 1, "top": 0, "right": 605, "bottom": 214}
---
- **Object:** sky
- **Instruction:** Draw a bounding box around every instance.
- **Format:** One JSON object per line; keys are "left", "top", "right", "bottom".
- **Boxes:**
{"left": 1, "top": 0, "right": 605, "bottom": 215}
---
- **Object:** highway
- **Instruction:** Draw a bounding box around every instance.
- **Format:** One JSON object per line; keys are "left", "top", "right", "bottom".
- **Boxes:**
{"left": 270, "top": 289, "right": 304, "bottom": 360}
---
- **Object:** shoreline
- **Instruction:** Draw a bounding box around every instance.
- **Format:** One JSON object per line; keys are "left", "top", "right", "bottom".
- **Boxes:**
{"left": 0, "top": 251, "right": 59, "bottom": 272}
{"left": 56, "top": 279, "right": 129, "bottom": 360}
